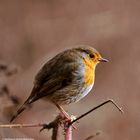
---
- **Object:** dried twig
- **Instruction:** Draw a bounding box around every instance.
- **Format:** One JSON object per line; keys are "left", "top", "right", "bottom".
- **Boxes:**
{"left": 0, "top": 114, "right": 62, "bottom": 140}
{"left": 0, "top": 123, "right": 45, "bottom": 128}
{"left": 70, "top": 99, "right": 123, "bottom": 125}
{"left": 40, "top": 114, "right": 63, "bottom": 140}
{"left": 0, "top": 99, "right": 123, "bottom": 140}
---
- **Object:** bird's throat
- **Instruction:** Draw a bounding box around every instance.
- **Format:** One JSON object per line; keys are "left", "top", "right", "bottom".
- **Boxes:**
{"left": 83, "top": 58, "right": 96, "bottom": 86}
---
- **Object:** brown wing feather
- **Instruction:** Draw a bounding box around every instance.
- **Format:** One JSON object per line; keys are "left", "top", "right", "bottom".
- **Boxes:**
{"left": 10, "top": 49, "right": 79, "bottom": 122}
{"left": 10, "top": 76, "right": 67, "bottom": 122}
{"left": 29, "top": 76, "right": 68, "bottom": 103}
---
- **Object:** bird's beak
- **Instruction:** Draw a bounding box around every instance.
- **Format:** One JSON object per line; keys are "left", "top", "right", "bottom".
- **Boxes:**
{"left": 98, "top": 58, "right": 109, "bottom": 62}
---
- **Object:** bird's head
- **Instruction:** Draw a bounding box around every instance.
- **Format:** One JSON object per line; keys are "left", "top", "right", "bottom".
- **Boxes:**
{"left": 75, "top": 45, "right": 108, "bottom": 68}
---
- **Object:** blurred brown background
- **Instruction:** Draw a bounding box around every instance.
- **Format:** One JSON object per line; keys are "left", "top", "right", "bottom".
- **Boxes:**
{"left": 0, "top": 0, "right": 140, "bottom": 139}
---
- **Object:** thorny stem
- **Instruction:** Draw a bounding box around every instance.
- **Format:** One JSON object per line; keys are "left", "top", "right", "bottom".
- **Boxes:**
{"left": 64, "top": 121, "right": 72, "bottom": 140}
{"left": 0, "top": 99, "right": 123, "bottom": 140}
{"left": 40, "top": 114, "right": 62, "bottom": 140}
{"left": 52, "top": 122, "right": 59, "bottom": 140}
{"left": 64, "top": 115, "right": 76, "bottom": 140}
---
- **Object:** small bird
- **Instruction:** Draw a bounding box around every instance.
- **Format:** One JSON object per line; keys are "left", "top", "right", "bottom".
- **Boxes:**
{"left": 10, "top": 45, "right": 108, "bottom": 122}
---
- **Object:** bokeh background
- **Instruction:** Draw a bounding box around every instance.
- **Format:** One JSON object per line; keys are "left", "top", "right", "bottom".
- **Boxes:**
{"left": 0, "top": 0, "right": 140, "bottom": 139}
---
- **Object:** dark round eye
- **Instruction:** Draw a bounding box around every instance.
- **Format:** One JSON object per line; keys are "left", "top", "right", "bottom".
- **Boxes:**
{"left": 89, "top": 54, "right": 95, "bottom": 58}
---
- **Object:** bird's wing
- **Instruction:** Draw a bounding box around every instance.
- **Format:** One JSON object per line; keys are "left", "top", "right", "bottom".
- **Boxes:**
{"left": 10, "top": 59, "right": 75, "bottom": 122}
{"left": 34, "top": 49, "right": 78, "bottom": 86}
{"left": 28, "top": 76, "right": 71, "bottom": 103}
{"left": 26, "top": 51, "right": 79, "bottom": 104}
{"left": 10, "top": 50, "right": 80, "bottom": 122}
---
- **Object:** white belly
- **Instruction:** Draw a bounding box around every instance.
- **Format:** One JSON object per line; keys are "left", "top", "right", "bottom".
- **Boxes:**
{"left": 76, "top": 84, "right": 94, "bottom": 102}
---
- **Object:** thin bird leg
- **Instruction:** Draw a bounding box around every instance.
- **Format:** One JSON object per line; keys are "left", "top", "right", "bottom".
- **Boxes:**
{"left": 55, "top": 103, "right": 70, "bottom": 119}
{"left": 55, "top": 103, "right": 77, "bottom": 130}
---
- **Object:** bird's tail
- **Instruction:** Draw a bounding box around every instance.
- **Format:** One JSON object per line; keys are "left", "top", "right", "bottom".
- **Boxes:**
{"left": 10, "top": 100, "right": 30, "bottom": 122}
{"left": 10, "top": 86, "right": 39, "bottom": 122}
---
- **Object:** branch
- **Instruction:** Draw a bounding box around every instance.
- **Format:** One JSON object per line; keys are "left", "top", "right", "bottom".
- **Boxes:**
{"left": 64, "top": 121, "right": 72, "bottom": 140}
{"left": 40, "top": 114, "right": 63, "bottom": 140}
{"left": 0, "top": 99, "right": 123, "bottom": 140}
{"left": 0, "top": 123, "right": 44, "bottom": 128}
{"left": 70, "top": 99, "right": 123, "bottom": 125}
{"left": 0, "top": 114, "right": 63, "bottom": 140}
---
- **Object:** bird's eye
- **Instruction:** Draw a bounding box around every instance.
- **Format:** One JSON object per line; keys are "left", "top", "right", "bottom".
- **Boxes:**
{"left": 89, "top": 54, "right": 95, "bottom": 58}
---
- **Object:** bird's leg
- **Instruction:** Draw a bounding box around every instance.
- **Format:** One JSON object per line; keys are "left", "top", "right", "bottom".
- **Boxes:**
{"left": 55, "top": 103, "right": 70, "bottom": 120}
{"left": 55, "top": 103, "right": 77, "bottom": 130}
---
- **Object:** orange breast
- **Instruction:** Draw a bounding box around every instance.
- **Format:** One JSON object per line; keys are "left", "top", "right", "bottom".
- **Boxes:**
{"left": 83, "top": 57, "right": 96, "bottom": 86}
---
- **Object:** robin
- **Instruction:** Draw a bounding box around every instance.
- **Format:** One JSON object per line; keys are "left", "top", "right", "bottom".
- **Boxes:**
{"left": 10, "top": 45, "right": 108, "bottom": 122}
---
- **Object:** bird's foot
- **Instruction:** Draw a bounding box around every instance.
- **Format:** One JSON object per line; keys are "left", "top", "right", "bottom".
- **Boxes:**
{"left": 55, "top": 104, "right": 77, "bottom": 129}
{"left": 59, "top": 112, "right": 77, "bottom": 129}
